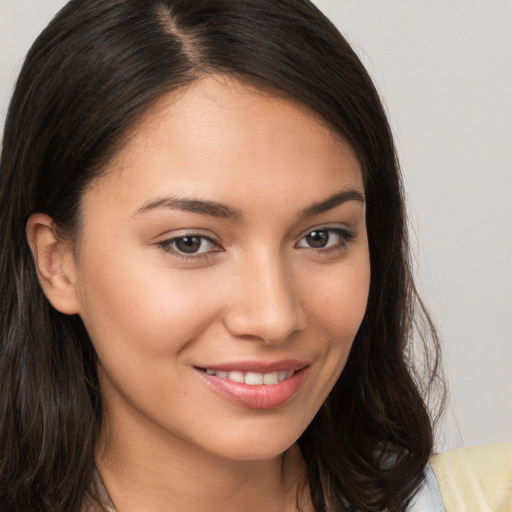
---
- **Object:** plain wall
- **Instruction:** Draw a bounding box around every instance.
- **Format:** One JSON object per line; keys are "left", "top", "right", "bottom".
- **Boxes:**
{"left": 1, "top": 0, "right": 511, "bottom": 450}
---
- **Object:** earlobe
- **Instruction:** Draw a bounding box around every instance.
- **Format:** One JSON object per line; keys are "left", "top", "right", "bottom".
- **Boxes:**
{"left": 26, "top": 213, "right": 80, "bottom": 315}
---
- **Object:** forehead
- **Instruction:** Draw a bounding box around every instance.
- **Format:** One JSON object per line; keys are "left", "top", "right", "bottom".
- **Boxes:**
{"left": 85, "top": 75, "right": 363, "bottom": 215}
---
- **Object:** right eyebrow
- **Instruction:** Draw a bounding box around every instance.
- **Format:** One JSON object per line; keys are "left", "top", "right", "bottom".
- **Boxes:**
{"left": 135, "top": 196, "right": 242, "bottom": 220}
{"left": 299, "top": 188, "right": 365, "bottom": 218}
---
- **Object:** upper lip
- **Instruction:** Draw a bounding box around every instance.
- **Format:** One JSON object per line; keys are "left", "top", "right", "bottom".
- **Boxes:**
{"left": 195, "top": 359, "right": 310, "bottom": 374}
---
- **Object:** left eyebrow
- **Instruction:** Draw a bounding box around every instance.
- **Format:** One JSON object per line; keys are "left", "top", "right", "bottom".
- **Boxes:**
{"left": 300, "top": 188, "right": 365, "bottom": 218}
{"left": 135, "top": 196, "right": 241, "bottom": 219}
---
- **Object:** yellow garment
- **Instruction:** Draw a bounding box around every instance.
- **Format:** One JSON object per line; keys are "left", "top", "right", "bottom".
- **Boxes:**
{"left": 430, "top": 442, "right": 512, "bottom": 512}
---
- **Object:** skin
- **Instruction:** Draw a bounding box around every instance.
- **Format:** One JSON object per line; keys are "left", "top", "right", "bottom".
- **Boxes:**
{"left": 28, "top": 75, "right": 370, "bottom": 512}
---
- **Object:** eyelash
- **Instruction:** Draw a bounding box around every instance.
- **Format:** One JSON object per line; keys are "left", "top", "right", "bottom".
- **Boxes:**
{"left": 296, "top": 227, "right": 356, "bottom": 254}
{"left": 156, "top": 234, "right": 219, "bottom": 260}
{"left": 156, "top": 227, "right": 356, "bottom": 259}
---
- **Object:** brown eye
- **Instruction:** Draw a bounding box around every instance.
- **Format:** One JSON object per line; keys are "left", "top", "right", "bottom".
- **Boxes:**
{"left": 158, "top": 234, "right": 218, "bottom": 256}
{"left": 175, "top": 236, "right": 203, "bottom": 253}
{"left": 305, "top": 230, "right": 329, "bottom": 248}
{"left": 297, "top": 227, "right": 355, "bottom": 251}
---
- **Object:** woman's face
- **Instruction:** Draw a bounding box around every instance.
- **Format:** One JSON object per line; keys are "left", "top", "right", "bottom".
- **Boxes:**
{"left": 71, "top": 75, "right": 370, "bottom": 461}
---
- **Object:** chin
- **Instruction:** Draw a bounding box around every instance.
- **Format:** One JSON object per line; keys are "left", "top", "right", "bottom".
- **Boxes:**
{"left": 214, "top": 440, "right": 297, "bottom": 462}
{"left": 193, "top": 416, "right": 309, "bottom": 462}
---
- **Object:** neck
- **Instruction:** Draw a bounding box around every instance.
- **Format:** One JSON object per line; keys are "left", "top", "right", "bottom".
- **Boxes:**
{"left": 95, "top": 405, "right": 311, "bottom": 512}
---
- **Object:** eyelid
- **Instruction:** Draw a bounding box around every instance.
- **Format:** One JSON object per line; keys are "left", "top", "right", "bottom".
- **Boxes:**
{"left": 156, "top": 232, "right": 223, "bottom": 259}
{"left": 296, "top": 223, "right": 354, "bottom": 240}
{"left": 295, "top": 225, "right": 356, "bottom": 251}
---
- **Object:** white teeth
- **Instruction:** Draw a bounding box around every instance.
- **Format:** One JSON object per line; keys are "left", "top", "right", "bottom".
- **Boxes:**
{"left": 263, "top": 372, "right": 279, "bottom": 385}
{"left": 203, "top": 369, "right": 296, "bottom": 385}
{"left": 227, "top": 371, "right": 245, "bottom": 383}
{"left": 278, "top": 371, "right": 289, "bottom": 382}
{"left": 245, "top": 372, "right": 264, "bottom": 385}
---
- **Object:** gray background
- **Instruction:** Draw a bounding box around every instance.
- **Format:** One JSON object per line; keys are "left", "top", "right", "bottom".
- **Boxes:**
{"left": 1, "top": 0, "right": 511, "bottom": 450}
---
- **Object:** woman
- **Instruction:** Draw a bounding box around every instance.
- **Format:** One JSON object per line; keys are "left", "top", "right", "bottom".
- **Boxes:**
{"left": 0, "top": 0, "right": 452, "bottom": 510}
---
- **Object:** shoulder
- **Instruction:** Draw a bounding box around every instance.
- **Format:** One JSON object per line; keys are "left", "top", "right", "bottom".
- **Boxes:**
{"left": 428, "top": 442, "right": 512, "bottom": 512}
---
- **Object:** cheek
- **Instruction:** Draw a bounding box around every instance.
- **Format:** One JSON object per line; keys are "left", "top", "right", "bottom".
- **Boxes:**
{"left": 287, "top": 253, "right": 370, "bottom": 428}
{"left": 307, "top": 255, "right": 370, "bottom": 341}
{"left": 298, "top": 250, "right": 370, "bottom": 395}
{"left": 75, "top": 249, "right": 222, "bottom": 364}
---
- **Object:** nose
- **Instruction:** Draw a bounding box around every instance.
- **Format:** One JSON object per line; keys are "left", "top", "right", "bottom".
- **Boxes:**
{"left": 223, "top": 252, "right": 307, "bottom": 344}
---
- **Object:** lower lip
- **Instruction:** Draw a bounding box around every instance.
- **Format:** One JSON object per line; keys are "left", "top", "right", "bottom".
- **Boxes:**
{"left": 197, "top": 367, "right": 309, "bottom": 409}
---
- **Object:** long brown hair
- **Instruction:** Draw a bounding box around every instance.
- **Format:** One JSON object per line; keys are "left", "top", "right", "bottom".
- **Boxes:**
{"left": 0, "top": 1, "right": 444, "bottom": 510}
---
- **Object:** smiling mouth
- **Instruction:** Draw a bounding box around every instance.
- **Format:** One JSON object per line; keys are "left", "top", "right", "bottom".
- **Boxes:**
{"left": 197, "top": 368, "right": 295, "bottom": 385}
{"left": 196, "top": 363, "right": 309, "bottom": 408}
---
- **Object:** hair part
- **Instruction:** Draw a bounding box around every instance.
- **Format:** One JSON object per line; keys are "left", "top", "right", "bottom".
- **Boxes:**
{"left": 0, "top": 1, "right": 445, "bottom": 510}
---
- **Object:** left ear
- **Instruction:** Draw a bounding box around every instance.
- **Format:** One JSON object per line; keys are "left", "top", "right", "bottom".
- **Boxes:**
{"left": 26, "top": 213, "right": 80, "bottom": 315}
